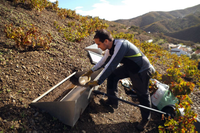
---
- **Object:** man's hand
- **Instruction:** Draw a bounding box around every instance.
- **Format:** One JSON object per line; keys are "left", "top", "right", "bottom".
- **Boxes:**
{"left": 82, "top": 70, "right": 93, "bottom": 79}
{"left": 86, "top": 81, "right": 99, "bottom": 86}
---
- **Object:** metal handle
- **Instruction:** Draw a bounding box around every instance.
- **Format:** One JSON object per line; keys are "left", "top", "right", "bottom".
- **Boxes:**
{"left": 92, "top": 90, "right": 168, "bottom": 115}
{"left": 32, "top": 72, "right": 76, "bottom": 103}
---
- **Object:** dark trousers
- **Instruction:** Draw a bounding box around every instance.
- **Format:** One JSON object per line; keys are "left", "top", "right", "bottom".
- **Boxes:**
{"left": 107, "top": 65, "right": 153, "bottom": 120}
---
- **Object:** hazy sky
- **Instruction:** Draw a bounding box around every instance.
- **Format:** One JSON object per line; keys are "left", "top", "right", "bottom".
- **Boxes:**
{"left": 49, "top": 0, "right": 200, "bottom": 21}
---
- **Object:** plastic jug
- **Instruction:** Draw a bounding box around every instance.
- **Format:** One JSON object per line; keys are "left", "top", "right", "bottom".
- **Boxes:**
{"left": 156, "top": 90, "right": 179, "bottom": 110}
{"left": 151, "top": 79, "right": 169, "bottom": 106}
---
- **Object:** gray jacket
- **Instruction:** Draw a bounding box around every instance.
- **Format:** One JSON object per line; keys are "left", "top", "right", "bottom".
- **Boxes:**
{"left": 92, "top": 39, "right": 155, "bottom": 85}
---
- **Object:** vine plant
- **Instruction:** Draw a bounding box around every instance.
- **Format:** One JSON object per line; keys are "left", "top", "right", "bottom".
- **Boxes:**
{"left": 4, "top": 24, "right": 52, "bottom": 50}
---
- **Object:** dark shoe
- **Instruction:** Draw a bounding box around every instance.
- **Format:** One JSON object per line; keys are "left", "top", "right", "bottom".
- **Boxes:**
{"left": 99, "top": 99, "right": 118, "bottom": 109}
{"left": 136, "top": 119, "right": 149, "bottom": 131}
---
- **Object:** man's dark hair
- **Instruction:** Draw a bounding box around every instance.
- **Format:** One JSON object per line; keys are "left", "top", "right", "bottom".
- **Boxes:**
{"left": 94, "top": 29, "right": 113, "bottom": 43}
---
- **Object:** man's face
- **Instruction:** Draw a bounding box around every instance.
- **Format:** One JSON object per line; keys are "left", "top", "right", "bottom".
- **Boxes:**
{"left": 94, "top": 38, "right": 109, "bottom": 51}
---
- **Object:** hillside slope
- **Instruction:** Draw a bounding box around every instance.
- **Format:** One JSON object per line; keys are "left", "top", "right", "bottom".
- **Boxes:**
{"left": 165, "top": 24, "right": 200, "bottom": 42}
{"left": 143, "top": 14, "right": 200, "bottom": 33}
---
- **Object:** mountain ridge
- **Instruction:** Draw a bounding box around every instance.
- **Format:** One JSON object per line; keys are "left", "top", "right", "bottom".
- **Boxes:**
{"left": 114, "top": 4, "right": 200, "bottom": 42}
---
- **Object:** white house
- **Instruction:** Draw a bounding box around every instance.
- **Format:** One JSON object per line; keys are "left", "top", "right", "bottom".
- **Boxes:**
{"left": 147, "top": 39, "right": 153, "bottom": 43}
{"left": 192, "top": 49, "right": 200, "bottom": 55}
{"left": 170, "top": 44, "right": 191, "bottom": 57}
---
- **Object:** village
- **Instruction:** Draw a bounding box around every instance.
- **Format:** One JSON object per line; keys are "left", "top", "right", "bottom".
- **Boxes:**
{"left": 164, "top": 43, "right": 200, "bottom": 59}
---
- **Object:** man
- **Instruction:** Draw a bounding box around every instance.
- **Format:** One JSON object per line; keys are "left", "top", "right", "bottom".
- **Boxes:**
{"left": 83, "top": 29, "right": 155, "bottom": 131}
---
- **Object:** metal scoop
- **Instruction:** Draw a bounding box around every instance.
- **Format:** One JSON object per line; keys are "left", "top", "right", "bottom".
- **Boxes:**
{"left": 79, "top": 76, "right": 91, "bottom": 85}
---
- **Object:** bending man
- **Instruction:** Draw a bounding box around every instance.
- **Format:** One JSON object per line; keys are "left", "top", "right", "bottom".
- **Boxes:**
{"left": 84, "top": 29, "right": 155, "bottom": 131}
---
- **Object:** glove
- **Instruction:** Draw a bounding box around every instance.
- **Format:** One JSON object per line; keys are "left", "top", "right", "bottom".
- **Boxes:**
{"left": 82, "top": 69, "right": 93, "bottom": 80}
{"left": 86, "top": 81, "right": 99, "bottom": 86}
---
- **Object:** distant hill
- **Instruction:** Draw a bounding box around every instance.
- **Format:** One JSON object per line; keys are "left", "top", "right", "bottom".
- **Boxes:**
{"left": 115, "top": 4, "right": 200, "bottom": 43}
{"left": 165, "top": 24, "right": 200, "bottom": 43}
{"left": 143, "top": 14, "right": 200, "bottom": 33}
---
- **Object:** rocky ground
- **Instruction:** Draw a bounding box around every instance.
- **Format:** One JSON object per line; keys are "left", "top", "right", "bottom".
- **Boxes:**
{"left": 0, "top": 1, "right": 199, "bottom": 133}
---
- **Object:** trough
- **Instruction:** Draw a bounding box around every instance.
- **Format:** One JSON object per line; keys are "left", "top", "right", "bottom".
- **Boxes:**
{"left": 31, "top": 43, "right": 103, "bottom": 126}
{"left": 31, "top": 69, "right": 102, "bottom": 127}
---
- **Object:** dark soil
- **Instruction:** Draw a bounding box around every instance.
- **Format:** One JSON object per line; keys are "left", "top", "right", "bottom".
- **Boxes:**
{"left": 0, "top": 1, "right": 199, "bottom": 133}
